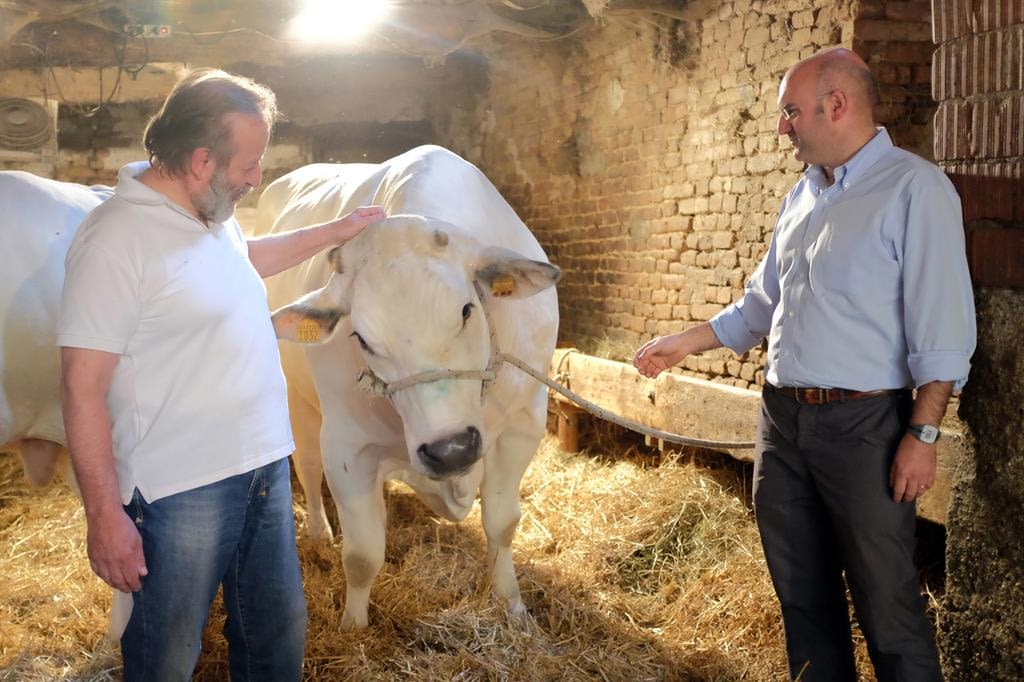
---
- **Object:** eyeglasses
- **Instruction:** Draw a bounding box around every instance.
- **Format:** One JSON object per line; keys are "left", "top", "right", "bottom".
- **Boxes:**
{"left": 779, "top": 89, "right": 838, "bottom": 121}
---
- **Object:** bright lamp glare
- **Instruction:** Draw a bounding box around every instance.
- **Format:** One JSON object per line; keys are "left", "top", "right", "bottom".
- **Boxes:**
{"left": 290, "top": 0, "right": 390, "bottom": 43}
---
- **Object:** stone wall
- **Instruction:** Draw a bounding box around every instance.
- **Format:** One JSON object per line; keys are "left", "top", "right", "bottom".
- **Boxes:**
{"left": 440, "top": 0, "right": 934, "bottom": 390}
{"left": 50, "top": 103, "right": 314, "bottom": 212}
{"left": 932, "top": 0, "right": 1024, "bottom": 677}
{"left": 0, "top": 52, "right": 485, "bottom": 209}
{"left": 0, "top": 98, "right": 314, "bottom": 212}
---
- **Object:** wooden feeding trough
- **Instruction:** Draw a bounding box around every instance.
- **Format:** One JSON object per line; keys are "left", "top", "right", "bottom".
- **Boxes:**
{"left": 546, "top": 348, "right": 961, "bottom": 526}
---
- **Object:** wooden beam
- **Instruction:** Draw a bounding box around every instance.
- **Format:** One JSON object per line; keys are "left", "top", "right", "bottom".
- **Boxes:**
{"left": 0, "top": 3, "right": 559, "bottom": 70}
{"left": 556, "top": 403, "right": 584, "bottom": 453}
{"left": 0, "top": 63, "right": 186, "bottom": 103}
{"left": 1, "top": 53, "right": 484, "bottom": 131}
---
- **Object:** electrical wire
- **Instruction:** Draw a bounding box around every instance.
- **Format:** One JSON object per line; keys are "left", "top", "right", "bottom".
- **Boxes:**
{"left": 176, "top": 26, "right": 293, "bottom": 47}
{"left": 38, "top": 21, "right": 158, "bottom": 117}
{"left": 42, "top": 29, "right": 123, "bottom": 117}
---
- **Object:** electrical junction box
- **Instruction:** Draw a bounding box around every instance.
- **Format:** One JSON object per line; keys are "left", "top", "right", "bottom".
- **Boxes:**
{"left": 142, "top": 24, "right": 172, "bottom": 37}
{"left": 126, "top": 24, "right": 172, "bottom": 38}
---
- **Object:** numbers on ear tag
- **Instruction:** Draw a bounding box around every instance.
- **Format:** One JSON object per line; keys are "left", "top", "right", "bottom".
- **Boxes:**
{"left": 491, "top": 274, "right": 515, "bottom": 297}
{"left": 297, "top": 319, "right": 322, "bottom": 342}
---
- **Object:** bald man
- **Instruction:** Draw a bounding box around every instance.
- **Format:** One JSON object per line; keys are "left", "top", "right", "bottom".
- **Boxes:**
{"left": 635, "top": 48, "right": 975, "bottom": 680}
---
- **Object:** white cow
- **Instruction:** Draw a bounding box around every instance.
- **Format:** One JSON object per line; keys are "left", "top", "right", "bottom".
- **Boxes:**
{"left": 259, "top": 145, "right": 560, "bottom": 629}
{"left": 0, "top": 171, "right": 107, "bottom": 483}
{"left": 0, "top": 170, "right": 133, "bottom": 641}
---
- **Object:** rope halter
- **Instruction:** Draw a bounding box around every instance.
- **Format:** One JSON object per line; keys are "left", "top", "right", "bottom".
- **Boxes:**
{"left": 355, "top": 279, "right": 506, "bottom": 400}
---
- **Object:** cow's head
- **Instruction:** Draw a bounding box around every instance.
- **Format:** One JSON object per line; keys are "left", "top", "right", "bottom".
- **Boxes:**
{"left": 272, "top": 214, "right": 560, "bottom": 479}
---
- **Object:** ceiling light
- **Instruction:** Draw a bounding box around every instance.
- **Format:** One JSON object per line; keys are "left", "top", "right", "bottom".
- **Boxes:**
{"left": 288, "top": 0, "right": 391, "bottom": 44}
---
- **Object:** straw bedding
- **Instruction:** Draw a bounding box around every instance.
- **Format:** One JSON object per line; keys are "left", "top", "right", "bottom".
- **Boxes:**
{"left": 1, "top": 430, "right": 888, "bottom": 681}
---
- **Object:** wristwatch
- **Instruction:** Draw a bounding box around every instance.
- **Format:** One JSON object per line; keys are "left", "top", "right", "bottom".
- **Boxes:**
{"left": 907, "top": 424, "right": 940, "bottom": 444}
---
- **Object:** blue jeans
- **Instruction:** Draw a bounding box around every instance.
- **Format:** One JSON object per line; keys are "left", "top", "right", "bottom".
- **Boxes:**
{"left": 120, "top": 457, "right": 307, "bottom": 682}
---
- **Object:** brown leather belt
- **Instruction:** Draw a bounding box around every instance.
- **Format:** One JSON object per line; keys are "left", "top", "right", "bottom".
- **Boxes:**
{"left": 771, "top": 385, "right": 900, "bottom": 405}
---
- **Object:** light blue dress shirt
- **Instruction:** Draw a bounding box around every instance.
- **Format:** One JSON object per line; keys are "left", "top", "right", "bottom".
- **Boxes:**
{"left": 710, "top": 128, "right": 976, "bottom": 391}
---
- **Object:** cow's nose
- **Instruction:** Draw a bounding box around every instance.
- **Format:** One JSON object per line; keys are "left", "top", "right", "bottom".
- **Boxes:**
{"left": 417, "top": 426, "right": 481, "bottom": 477}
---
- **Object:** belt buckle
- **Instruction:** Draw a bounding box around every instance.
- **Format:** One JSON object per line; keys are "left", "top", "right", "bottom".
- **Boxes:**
{"left": 804, "top": 388, "right": 827, "bottom": 405}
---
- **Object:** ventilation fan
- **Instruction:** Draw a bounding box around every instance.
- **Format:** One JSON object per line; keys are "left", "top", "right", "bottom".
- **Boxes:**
{"left": 0, "top": 97, "right": 54, "bottom": 151}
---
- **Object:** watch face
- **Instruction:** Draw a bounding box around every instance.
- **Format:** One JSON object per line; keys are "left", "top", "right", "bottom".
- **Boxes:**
{"left": 921, "top": 425, "right": 939, "bottom": 442}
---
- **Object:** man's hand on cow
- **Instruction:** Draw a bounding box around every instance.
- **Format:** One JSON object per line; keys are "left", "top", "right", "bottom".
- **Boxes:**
{"left": 889, "top": 434, "right": 937, "bottom": 503}
{"left": 634, "top": 332, "right": 689, "bottom": 378}
{"left": 86, "top": 507, "right": 148, "bottom": 593}
{"left": 331, "top": 206, "right": 386, "bottom": 244}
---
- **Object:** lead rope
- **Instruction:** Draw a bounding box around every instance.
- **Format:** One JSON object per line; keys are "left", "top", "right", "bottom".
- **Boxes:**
{"left": 359, "top": 281, "right": 757, "bottom": 450}
{"left": 474, "top": 281, "right": 754, "bottom": 450}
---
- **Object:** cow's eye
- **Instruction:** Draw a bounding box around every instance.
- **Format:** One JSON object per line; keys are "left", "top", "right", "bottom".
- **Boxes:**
{"left": 462, "top": 303, "right": 474, "bottom": 324}
{"left": 350, "top": 331, "right": 372, "bottom": 354}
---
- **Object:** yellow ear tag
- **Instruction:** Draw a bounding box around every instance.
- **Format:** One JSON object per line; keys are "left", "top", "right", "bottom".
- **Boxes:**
{"left": 491, "top": 274, "right": 515, "bottom": 297}
{"left": 296, "top": 319, "right": 322, "bottom": 343}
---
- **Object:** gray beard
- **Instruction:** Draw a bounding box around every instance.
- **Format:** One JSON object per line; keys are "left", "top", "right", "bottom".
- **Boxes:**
{"left": 192, "top": 171, "right": 247, "bottom": 224}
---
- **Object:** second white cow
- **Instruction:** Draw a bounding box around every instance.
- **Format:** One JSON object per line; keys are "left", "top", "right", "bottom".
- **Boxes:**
{"left": 0, "top": 170, "right": 133, "bottom": 641}
{"left": 259, "top": 145, "right": 559, "bottom": 628}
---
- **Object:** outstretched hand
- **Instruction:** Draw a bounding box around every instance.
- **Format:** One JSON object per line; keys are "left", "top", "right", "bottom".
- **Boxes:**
{"left": 633, "top": 324, "right": 722, "bottom": 379}
{"left": 633, "top": 332, "right": 689, "bottom": 378}
{"left": 332, "top": 206, "right": 386, "bottom": 244}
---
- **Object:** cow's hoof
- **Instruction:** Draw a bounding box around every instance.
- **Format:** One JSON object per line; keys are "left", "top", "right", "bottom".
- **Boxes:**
{"left": 505, "top": 598, "right": 529, "bottom": 628}
{"left": 92, "top": 636, "right": 120, "bottom": 662}
{"left": 339, "top": 611, "right": 368, "bottom": 631}
{"left": 304, "top": 526, "right": 334, "bottom": 543}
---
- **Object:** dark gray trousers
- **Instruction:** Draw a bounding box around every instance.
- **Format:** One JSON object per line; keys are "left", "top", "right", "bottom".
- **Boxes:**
{"left": 754, "top": 384, "right": 942, "bottom": 682}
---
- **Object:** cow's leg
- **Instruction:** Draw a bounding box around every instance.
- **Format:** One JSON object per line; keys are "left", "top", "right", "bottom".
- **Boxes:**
{"left": 289, "top": 390, "right": 331, "bottom": 540}
{"left": 19, "top": 438, "right": 62, "bottom": 487}
{"left": 36, "top": 441, "right": 131, "bottom": 641}
{"left": 480, "top": 410, "right": 543, "bottom": 620}
{"left": 41, "top": 442, "right": 135, "bottom": 644}
{"left": 106, "top": 589, "right": 133, "bottom": 642}
{"left": 59, "top": 449, "right": 81, "bottom": 498}
{"left": 323, "top": 444, "right": 392, "bottom": 630}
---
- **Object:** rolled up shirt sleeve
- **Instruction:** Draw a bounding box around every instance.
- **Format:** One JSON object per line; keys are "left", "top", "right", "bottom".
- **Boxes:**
{"left": 900, "top": 166, "right": 976, "bottom": 390}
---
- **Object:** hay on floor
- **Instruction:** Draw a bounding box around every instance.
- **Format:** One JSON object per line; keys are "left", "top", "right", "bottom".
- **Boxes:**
{"left": 1, "top": 432, "right": 887, "bottom": 681}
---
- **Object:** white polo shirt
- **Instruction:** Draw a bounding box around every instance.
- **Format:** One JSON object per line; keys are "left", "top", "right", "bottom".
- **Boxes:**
{"left": 58, "top": 162, "right": 294, "bottom": 504}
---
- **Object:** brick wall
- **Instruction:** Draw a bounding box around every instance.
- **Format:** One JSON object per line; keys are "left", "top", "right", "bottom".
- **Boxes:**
{"left": 47, "top": 104, "right": 316, "bottom": 210}
{"left": 932, "top": 0, "right": 1024, "bottom": 287}
{"left": 932, "top": 0, "right": 1024, "bottom": 677}
{"left": 855, "top": 0, "right": 937, "bottom": 157}
{"left": 440, "top": 0, "right": 934, "bottom": 390}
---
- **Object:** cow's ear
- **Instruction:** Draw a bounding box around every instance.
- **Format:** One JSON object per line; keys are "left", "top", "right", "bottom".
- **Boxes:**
{"left": 327, "top": 246, "right": 344, "bottom": 273}
{"left": 473, "top": 246, "right": 561, "bottom": 299}
{"left": 271, "top": 275, "right": 349, "bottom": 344}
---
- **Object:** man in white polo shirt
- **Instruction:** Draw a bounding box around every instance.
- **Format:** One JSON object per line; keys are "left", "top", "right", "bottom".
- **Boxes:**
{"left": 58, "top": 68, "right": 384, "bottom": 681}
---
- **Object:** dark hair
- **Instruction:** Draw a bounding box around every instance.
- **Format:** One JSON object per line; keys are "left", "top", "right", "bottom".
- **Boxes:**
{"left": 143, "top": 68, "right": 279, "bottom": 175}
